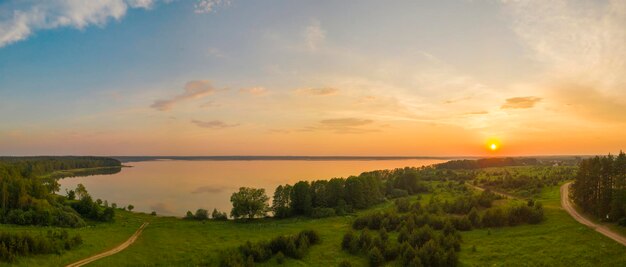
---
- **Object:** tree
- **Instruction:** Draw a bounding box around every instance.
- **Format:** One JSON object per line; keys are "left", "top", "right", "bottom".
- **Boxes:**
{"left": 127, "top": 204, "right": 134, "bottom": 211}
{"left": 290, "top": 182, "right": 312, "bottom": 216}
{"left": 66, "top": 189, "right": 76, "bottom": 201}
{"left": 75, "top": 184, "right": 89, "bottom": 200}
{"left": 272, "top": 185, "right": 292, "bottom": 218}
{"left": 368, "top": 247, "right": 384, "bottom": 267}
{"left": 212, "top": 208, "right": 228, "bottom": 220}
{"left": 185, "top": 211, "right": 194, "bottom": 219}
{"left": 195, "top": 209, "right": 209, "bottom": 220}
{"left": 230, "top": 187, "right": 270, "bottom": 219}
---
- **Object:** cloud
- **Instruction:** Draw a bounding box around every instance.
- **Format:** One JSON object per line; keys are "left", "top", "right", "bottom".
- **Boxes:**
{"left": 502, "top": 0, "right": 626, "bottom": 106}
{"left": 191, "top": 120, "right": 239, "bottom": 129}
{"left": 320, "top": 118, "right": 373, "bottom": 127}
{"left": 501, "top": 97, "right": 542, "bottom": 109}
{"left": 301, "top": 118, "right": 378, "bottom": 134}
{"left": 296, "top": 87, "right": 339, "bottom": 96}
{"left": 151, "top": 80, "right": 215, "bottom": 111}
{"left": 206, "top": 47, "right": 225, "bottom": 58}
{"left": 191, "top": 185, "right": 225, "bottom": 194}
{"left": 552, "top": 83, "right": 626, "bottom": 123}
{"left": 462, "top": 111, "right": 489, "bottom": 115}
{"left": 239, "top": 87, "right": 267, "bottom": 95}
{"left": 0, "top": 0, "right": 157, "bottom": 48}
{"left": 195, "top": 0, "right": 231, "bottom": 14}
{"left": 304, "top": 19, "right": 325, "bottom": 51}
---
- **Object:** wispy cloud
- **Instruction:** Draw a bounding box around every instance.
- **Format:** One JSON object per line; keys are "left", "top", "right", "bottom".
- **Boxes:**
{"left": 301, "top": 118, "right": 378, "bottom": 134}
{"left": 296, "top": 87, "right": 338, "bottom": 96}
{"left": 206, "top": 47, "right": 225, "bottom": 58}
{"left": 320, "top": 118, "right": 373, "bottom": 127}
{"left": 191, "top": 120, "right": 239, "bottom": 129}
{"left": 195, "top": 0, "right": 231, "bottom": 14}
{"left": 502, "top": 0, "right": 626, "bottom": 117}
{"left": 192, "top": 185, "right": 226, "bottom": 194}
{"left": 501, "top": 96, "right": 542, "bottom": 109}
{"left": 239, "top": 87, "right": 267, "bottom": 96}
{"left": 0, "top": 0, "right": 157, "bottom": 48}
{"left": 304, "top": 19, "right": 325, "bottom": 51}
{"left": 151, "top": 80, "right": 215, "bottom": 111}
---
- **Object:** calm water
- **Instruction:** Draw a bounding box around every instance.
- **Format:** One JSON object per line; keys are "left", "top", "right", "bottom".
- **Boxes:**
{"left": 58, "top": 159, "right": 444, "bottom": 216}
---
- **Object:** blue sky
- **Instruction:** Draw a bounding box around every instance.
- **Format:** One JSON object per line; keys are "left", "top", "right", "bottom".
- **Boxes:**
{"left": 0, "top": 0, "right": 625, "bottom": 156}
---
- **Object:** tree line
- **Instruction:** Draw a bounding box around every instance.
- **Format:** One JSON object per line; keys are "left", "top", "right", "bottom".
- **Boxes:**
{"left": 0, "top": 157, "right": 121, "bottom": 227}
{"left": 226, "top": 167, "right": 431, "bottom": 220}
{"left": 0, "top": 230, "right": 82, "bottom": 262}
{"left": 435, "top": 157, "right": 540, "bottom": 170}
{"left": 339, "top": 181, "right": 544, "bottom": 266}
{"left": 571, "top": 152, "right": 626, "bottom": 225}
{"left": 218, "top": 230, "right": 320, "bottom": 266}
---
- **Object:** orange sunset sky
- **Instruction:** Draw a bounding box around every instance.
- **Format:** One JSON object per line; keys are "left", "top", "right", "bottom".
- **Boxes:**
{"left": 0, "top": 0, "right": 625, "bottom": 156}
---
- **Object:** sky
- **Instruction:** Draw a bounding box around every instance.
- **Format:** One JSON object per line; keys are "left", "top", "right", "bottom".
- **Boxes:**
{"left": 0, "top": 0, "right": 625, "bottom": 157}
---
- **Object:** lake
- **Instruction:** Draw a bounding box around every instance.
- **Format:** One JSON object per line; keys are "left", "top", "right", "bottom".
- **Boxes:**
{"left": 58, "top": 159, "right": 445, "bottom": 216}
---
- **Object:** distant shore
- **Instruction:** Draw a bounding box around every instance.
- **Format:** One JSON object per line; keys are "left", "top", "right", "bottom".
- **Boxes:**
{"left": 111, "top": 156, "right": 471, "bottom": 163}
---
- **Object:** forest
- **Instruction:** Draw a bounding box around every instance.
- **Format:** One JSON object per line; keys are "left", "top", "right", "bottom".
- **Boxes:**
{"left": 571, "top": 152, "right": 626, "bottom": 225}
{"left": 0, "top": 157, "right": 124, "bottom": 262}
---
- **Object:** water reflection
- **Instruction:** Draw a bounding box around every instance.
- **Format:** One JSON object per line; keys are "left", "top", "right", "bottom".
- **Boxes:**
{"left": 58, "top": 159, "right": 444, "bottom": 216}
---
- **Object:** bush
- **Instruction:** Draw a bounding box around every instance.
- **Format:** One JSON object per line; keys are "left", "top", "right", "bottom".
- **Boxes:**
{"left": 0, "top": 230, "right": 83, "bottom": 262}
{"left": 194, "top": 209, "right": 209, "bottom": 220}
{"left": 212, "top": 208, "right": 229, "bottom": 220}
{"left": 338, "top": 260, "right": 353, "bottom": 267}
{"left": 275, "top": 251, "right": 285, "bottom": 264}
{"left": 394, "top": 198, "right": 410, "bottom": 213}
{"left": 368, "top": 247, "right": 384, "bottom": 267}
{"left": 389, "top": 189, "right": 409, "bottom": 199}
{"left": 310, "top": 207, "right": 336, "bottom": 218}
{"left": 219, "top": 230, "right": 320, "bottom": 265}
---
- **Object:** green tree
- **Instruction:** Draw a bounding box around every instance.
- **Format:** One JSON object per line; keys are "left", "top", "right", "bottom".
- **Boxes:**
{"left": 66, "top": 189, "right": 76, "bottom": 201}
{"left": 272, "top": 185, "right": 292, "bottom": 218}
{"left": 230, "top": 187, "right": 270, "bottom": 219}
{"left": 290, "top": 182, "right": 312, "bottom": 215}
{"left": 195, "top": 209, "right": 209, "bottom": 220}
{"left": 75, "top": 184, "right": 89, "bottom": 200}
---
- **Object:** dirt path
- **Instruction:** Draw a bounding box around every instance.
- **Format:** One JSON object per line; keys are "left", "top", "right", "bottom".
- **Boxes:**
{"left": 561, "top": 182, "right": 626, "bottom": 246}
{"left": 465, "top": 183, "right": 518, "bottom": 199}
{"left": 66, "top": 222, "right": 149, "bottom": 267}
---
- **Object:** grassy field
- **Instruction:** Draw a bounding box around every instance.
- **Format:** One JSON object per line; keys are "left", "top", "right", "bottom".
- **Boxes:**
{"left": 459, "top": 184, "right": 626, "bottom": 267}
{"left": 0, "top": 210, "right": 146, "bottom": 267}
{"left": 2, "top": 170, "right": 626, "bottom": 266}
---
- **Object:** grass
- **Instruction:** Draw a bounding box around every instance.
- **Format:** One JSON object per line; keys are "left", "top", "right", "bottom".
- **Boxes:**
{"left": 459, "top": 184, "right": 626, "bottom": 267}
{"left": 2, "top": 174, "right": 625, "bottom": 266}
{"left": 0, "top": 210, "right": 147, "bottom": 267}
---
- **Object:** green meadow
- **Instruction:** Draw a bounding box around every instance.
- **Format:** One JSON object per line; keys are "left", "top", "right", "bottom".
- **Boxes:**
{"left": 1, "top": 179, "right": 624, "bottom": 266}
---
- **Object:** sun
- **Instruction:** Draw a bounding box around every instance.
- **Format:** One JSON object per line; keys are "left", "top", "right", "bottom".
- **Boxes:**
{"left": 485, "top": 138, "right": 501, "bottom": 152}
{"left": 490, "top": 143, "right": 498, "bottom": 151}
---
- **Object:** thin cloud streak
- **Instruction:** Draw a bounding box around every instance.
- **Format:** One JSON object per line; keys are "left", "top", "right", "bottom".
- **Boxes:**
{"left": 151, "top": 80, "right": 215, "bottom": 111}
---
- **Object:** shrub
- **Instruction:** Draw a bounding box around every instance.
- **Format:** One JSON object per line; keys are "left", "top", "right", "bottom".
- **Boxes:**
{"left": 219, "top": 230, "right": 320, "bottom": 265}
{"left": 310, "top": 207, "right": 336, "bottom": 218}
{"left": 368, "top": 247, "right": 384, "bottom": 267}
{"left": 275, "top": 251, "right": 285, "bottom": 264}
{"left": 212, "top": 208, "right": 229, "bottom": 220}
{"left": 394, "top": 198, "right": 410, "bottom": 213}
{"left": 194, "top": 209, "right": 209, "bottom": 220}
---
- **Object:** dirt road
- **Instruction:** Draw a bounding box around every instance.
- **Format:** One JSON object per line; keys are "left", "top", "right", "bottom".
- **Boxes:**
{"left": 561, "top": 182, "right": 626, "bottom": 246}
{"left": 65, "top": 222, "right": 149, "bottom": 267}
{"left": 465, "top": 183, "right": 517, "bottom": 199}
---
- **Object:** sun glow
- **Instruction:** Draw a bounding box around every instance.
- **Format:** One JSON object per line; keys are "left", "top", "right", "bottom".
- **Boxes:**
{"left": 490, "top": 143, "right": 497, "bottom": 151}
